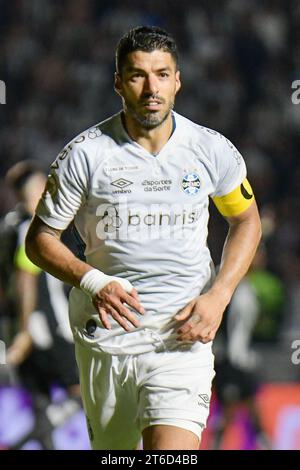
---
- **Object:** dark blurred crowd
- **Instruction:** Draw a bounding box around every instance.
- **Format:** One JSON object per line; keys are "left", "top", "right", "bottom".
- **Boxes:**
{"left": 0, "top": 0, "right": 300, "bottom": 375}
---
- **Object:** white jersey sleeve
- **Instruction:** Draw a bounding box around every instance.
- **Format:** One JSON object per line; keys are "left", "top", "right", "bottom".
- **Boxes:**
{"left": 36, "top": 141, "right": 91, "bottom": 230}
{"left": 210, "top": 134, "right": 247, "bottom": 197}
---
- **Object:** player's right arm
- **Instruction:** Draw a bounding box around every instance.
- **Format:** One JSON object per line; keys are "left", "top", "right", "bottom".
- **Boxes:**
{"left": 26, "top": 216, "right": 90, "bottom": 288}
{"left": 25, "top": 216, "right": 144, "bottom": 331}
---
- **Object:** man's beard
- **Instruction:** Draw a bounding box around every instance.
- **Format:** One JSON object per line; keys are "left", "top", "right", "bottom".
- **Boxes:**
{"left": 125, "top": 99, "right": 174, "bottom": 129}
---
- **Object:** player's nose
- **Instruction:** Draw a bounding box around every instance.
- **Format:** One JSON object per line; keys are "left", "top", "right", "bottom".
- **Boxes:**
{"left": 143, "top": 74, "right": 159, "bottom": 94}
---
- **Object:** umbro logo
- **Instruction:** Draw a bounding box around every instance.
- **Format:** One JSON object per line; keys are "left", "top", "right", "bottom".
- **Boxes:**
{"left": 198, "top": 394, "right": 210, "bottom": 403}
{"left": 198, "top": 394, "right": 210, "bottom": 408}
{"left": 110, "top": 178, "right": 133, "bottom": 189}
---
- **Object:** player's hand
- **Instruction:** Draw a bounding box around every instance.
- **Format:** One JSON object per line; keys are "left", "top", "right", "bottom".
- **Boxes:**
{"left": 175, "top": 290, "right": 229, "bottom": 343}
{"left": 93, "top": 281, "right": 145, "bottom": 331}
{"left": 7, "top": 330, "right": 33, "bottom": 366}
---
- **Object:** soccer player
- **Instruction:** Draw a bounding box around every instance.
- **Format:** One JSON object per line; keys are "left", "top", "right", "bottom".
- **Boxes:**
{"left": 25, "top": 26, "right": 261, "bottom": 450}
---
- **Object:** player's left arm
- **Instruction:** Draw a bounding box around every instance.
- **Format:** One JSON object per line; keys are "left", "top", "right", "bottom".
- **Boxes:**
{"left": 176, "top": 180, "right": 262, "bottom": 343}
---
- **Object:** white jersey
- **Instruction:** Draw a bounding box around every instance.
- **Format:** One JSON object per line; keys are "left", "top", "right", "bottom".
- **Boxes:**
{"left": 36, "top": 111, "right": 246, "bottom": 355}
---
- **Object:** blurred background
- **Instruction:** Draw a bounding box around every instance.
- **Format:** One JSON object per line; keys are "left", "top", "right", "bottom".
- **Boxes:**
{"left": 0, "top": 0, "right": 300, "bottom": 450}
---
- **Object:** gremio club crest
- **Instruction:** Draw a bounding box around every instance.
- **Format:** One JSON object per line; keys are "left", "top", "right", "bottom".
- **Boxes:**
{"left": 182, "top": 172, "right": 201, "bottom": 195}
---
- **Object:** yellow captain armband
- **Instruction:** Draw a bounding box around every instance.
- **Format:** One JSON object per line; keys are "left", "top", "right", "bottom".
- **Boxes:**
{"left": 212, "top": 178, "right": 254, "bottom": 217}
{"left": 14, "top": 245, "right": 42, "bottom": 275}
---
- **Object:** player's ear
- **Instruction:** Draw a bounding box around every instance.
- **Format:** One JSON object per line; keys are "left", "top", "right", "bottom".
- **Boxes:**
{"left": 175, "top": 70, "right": 181, "bottom": 94}
{"left": 114, "top": 72, "right": 123, "bottom": 97}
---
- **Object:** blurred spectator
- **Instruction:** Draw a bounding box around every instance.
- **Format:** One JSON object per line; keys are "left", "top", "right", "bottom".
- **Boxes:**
{"left": 0, "top": 161, "right": 81, "bottom": 449}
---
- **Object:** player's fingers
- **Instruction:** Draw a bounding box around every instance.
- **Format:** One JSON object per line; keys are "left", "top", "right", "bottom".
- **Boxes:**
{"left": 122, "top": 291, "right": 145, "bottom": 315}
{"left": 177, "top": 310, "right": 202, "bottom": 334}
{"left": 95, "top": 289, "right": 141, "bottom": 327}
{"left": 106, "top": 305, "right": 132, "bottom": 332}
{"left": 177, "top": 320, "right": 210, "bottom": 341}
{"left": 178, "top": 329, "right": 214, "bottom": 343}
{"left": 102, "top": 283, "right": 144, "bottom": 315}
{"left": 128, "top": 287, "right": 139, "bottom": 300}
{"left": 199, "top": 326, "right": 212, "bottom": 338}
{"left": 98, "top": 307, "right": 112, "bottom": 330}
{"left": 177, "top": 329, "right": 198, "bottom": 343}
{"left": 174, "top": 303, "right": 194, "bottom": 322}
{"left": 199, "top": 334, "right": 213, "bottom": 344}
{"left": 110, "top": 298, "right": 141, "bottom": 328}
{"left": 205, "top": 330, "right": 216, "bottom": 342}
{"left": 177, "top": 323, "right": 192, "bottom": 336}
{"left": 117, "top": 305, "right": 141, "bottom": 328}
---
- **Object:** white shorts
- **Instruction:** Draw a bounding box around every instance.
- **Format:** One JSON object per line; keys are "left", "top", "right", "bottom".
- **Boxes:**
{"left": 75, "top": 341, "right": 215, "bottom": 450}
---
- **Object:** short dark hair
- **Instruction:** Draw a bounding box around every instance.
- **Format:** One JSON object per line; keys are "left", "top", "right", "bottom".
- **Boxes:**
{"left": 115, "top": 26, "right": 179, "bottom": 74}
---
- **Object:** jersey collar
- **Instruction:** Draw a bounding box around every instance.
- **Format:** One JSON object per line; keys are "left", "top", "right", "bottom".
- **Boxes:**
{"left": 117, "top": 110, "right": 180, "bottom": 159}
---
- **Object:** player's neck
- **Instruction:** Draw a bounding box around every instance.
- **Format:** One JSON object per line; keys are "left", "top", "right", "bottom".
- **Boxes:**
{"left": 122, "top": 111, "right": 174, "bottom": 155}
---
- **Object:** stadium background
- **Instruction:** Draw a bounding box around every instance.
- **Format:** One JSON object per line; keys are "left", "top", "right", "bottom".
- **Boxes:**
{"left": 0, "top": 0, "right": 300, "bottom": 450}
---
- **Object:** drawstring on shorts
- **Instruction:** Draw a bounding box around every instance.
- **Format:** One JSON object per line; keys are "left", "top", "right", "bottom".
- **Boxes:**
{"left": 120, "top": 355, "right": 131, "bottom": 386}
